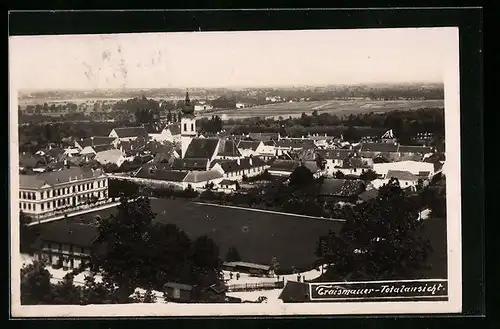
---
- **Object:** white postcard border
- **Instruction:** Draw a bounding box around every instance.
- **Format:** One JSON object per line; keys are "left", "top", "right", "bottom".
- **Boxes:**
{"left": 9, "top": 26, "right": 462, "bottom": 317}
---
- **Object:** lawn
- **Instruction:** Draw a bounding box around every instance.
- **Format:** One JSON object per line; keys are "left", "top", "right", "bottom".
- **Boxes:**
{"left": 46, "top": 198, "right": 344, "bottom": 272}
{"left": 38, "top": 198, "right": 447, "bottom": 278}
{"left": 201, "top": 99, "right": 444, "bottom": 120}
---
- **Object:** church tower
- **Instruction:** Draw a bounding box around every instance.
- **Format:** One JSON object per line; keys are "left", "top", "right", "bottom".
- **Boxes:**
{"left": 180, "top": 90, "right": 197, "bottom": 158}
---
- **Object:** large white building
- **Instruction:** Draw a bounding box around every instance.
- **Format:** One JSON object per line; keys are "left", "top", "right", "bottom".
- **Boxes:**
{"left": 19, "top": 167, "right": 109, "bottom": 220}
{"left": 373, "top": 160, "right": 435, "bottom": 179}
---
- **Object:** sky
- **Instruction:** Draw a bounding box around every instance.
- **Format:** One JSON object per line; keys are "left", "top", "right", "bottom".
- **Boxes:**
{"left": 9, "top": 28, "right": 457, "bottom": 90}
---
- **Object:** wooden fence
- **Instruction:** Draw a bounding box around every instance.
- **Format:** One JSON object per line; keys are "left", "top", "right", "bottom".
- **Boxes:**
{"left": 227, "top": 281, "right": 284, "bottom": 292}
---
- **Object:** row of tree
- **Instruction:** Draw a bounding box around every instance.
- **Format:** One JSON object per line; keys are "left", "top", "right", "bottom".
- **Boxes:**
{"left": 227, "top": 108, "right": 445, "bottom": 145}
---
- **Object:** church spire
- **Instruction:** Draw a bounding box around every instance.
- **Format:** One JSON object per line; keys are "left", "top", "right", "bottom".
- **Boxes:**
{"left": 185, "top": 90, "right": 191, "bottom": 106}
{"left": 182, "top": 89, "right": 194, "bottom": 115}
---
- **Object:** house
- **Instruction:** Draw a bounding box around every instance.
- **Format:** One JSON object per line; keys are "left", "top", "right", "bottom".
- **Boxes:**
{"left": 267, "top": 159, "right": 300, "bottom": 177}
{"left": 385, "top": 170, "right": 420, "bottom": 189}
{"left": 222, "top": 261, "right": 272, "bottom": 276}
{"left": 134, "top": 163, "right": 189, "bottom": 190}
{"left": 171, "top": 158, "right": 210, "bottom": 171}
{"left": 237, "top": 140, "right": 265, "bottom": 158}
{"left": 373, "top": 160, "right": 435, "bottom": 179}
{"left": 218, "top": 179, "right": 239, "bottom": 193}
{"left": 247, "top": 132, "right": 280, "bottom": 142}
{"left": 163, "top": 282, "right": 197, "bottom": 302}
{"left": 278, "top": 281, "right": 311, "bottom": 303}
{"left": 75, "top": 136, "right": 117, "bottom": 150}
{"left": 183, "top": 170, "right": 224, "bottom": 190}
{"left": 317, "top": 149, "right": 354, "bottom": 176}
{"left": 333, "top": 157, "right": 371, "bottom": 177}
{"left": 79, "top": 144, "right": 116, "bottom": 156}
{"left": 94, "top": 149, "right": 127, "bottom": 167}
{"left": 32, "top": 221, "right": 99, "bottom": 270}
{"left": 19, "top": 167, "right": 109, "bottom": 220}
{"left": 274, "top": 139, "right": 316, "bottom": 156}
{"left": 211, "top": 157, "right": 268, "bottom": 181}
{"left": 148, "top": 123, "right": 182, "bottom": 144}
{"left": 380, "top": 129, "right": 398, "bottom": 144}
{"left": 318, "top": 178, "right": 366, "bottom": 202}
{"left": 109, "top": 126, "right": 149, "bottom": 144}
{"left": 215, "top": 139, "right": 242, "bottom": 160}
{"left": 359, "top": 142, "right": 400, "bottom": 165}
{"left": 194, "top": 104, "right": 213, "bottom": 112}
{"left": 63, "top": 147, "right": 80, "bottom": 157}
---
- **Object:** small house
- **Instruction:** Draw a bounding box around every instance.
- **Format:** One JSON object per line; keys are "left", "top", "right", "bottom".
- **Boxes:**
{"left": 163, "top": 282, "right": 196, "bottom": 302}
{"left": 222, "top": 261, "right": 272, "bottom": 276}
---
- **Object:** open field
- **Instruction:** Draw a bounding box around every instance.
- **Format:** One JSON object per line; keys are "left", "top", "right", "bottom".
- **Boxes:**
{"left": 39, "top": 198, "right": 343, "bottom": 271}
{"left": 200, "top": 99, "right": 444, "bottom": 120}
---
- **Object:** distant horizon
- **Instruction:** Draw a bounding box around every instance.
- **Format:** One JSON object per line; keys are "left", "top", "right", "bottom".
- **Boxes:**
{"left": 18, "top": 81, "right": 444, "bottom": 94}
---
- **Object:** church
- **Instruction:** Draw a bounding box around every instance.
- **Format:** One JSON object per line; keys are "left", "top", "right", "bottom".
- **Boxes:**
{"left": 134, "top": 92, "right": 270, "bottom": 190}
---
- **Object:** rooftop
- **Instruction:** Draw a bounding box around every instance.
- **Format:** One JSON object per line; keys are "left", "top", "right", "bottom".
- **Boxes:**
{"left": 183, "top": 170, "right": 223, "bottom": 183}
{"left": 19, "top": 167, "right": 104, "bottom": 190}
{"left": 171, "top": 158, "right": 209, "bottom": 171}
{"left": 386, "top": 170, "right": 419, "bottom": 181}
{"left": 223, "top": 261, "right": 271, "bottom": 271}
{"left": 35, "top": 222, "right": 99, "bottom": 247}
{"left": 112, "top": 126, "right": 149, "bottom": 138}
{"left": 237, "top": 140, "right": 262, "bottom": 151}
{"left": 184, "top": 138, "right": 220, "bottom": 159}
{"left": 135, "top": 163, "right": 189, "bottom": 182}
{"left": 217, "top": 139, "right": 241, "bottom": 157}
{"left": 76, "top": 136, "right": 117, "bottom": 148}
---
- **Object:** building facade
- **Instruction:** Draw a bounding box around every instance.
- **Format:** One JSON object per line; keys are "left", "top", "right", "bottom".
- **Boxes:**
{"left": 19, "top": 167, "right": 109, "bottom": 219}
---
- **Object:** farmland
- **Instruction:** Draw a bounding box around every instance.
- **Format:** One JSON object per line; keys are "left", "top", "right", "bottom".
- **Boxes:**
{"left": 40, "top": 198, "right": 344, "bottom": 272}
{"left": 200, "top": 99, "right": 444, "bottom": 120}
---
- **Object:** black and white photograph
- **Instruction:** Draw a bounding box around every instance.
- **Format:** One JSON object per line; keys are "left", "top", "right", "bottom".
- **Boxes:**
{"left": 9, "top": 25, "right": 462, "bottom": 316}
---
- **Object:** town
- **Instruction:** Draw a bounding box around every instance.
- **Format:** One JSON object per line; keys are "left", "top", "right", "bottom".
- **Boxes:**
{"left": 18, "top": 86, "right": 447, "bottom": 305}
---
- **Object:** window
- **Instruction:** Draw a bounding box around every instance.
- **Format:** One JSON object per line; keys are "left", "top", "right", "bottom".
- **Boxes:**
{"left": 183, "top": 123, "right": 187, "bottom": 131}
{"left": 19, "top": 192, "right": 21, "bottom": 199}
{"left": 53, "top": 201, "right": 56, "bottom": 208}
{"left": 27, "top": 204, "right": 31, "bottom": 210}
{"left": 72, "top": 186, "right": 76, "bottom": 193}
{"left": 33, "top": 193, "right": 37, "bottom": 200}
{"left": 22, "top": 203, "right": 26, "bottom": 210}
{"left": 47, "top": 202, "right": 51, "bottom": 210}
{"left": 41, "top": 203, "right": 44, "bottom": 211}
{"left": 32, "top": 204, "right": 36, "bottom": 211}
{"left": 191, "top": 123, "right": 194, "bottom": 131}
{"left": 41, "top": 191, "right": 44, "bottom": 199}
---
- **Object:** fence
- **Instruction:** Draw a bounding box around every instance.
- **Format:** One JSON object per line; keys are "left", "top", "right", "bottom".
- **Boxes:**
{"left": 227, "top": 281, "right": 284, "bottom": 292}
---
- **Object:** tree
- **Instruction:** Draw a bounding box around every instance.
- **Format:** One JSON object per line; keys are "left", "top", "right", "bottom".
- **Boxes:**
{"left": 90, "top": 196, "right": 157, "bottom": 302}
{"left": 288, "top": 165, "right": 314, "bottom": 188}
{"left": 51, "top": 273, "right": 82, "bottom": 305}
{"left": 334, "top": 171, "right": 345, "bottom": 179}
{"left": 20, "top": 261, "right": 53, "bottom": 305}
{"left": 190, "top": 235, "right": 223, "bottom": 288}
{"left": 270, "top": 257, "right": 280, "bottom": 275}
{"left": 359, "top": 169, "right": 378, "bottom": 182}
{"left": 315, "top": 152, "right": 326, "bottom": 171}
{"left": 315, "top": 178, "right": 432, "bottom": 281}
{"left": 225, "top": 247, "right": 242, "bottom": 262}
